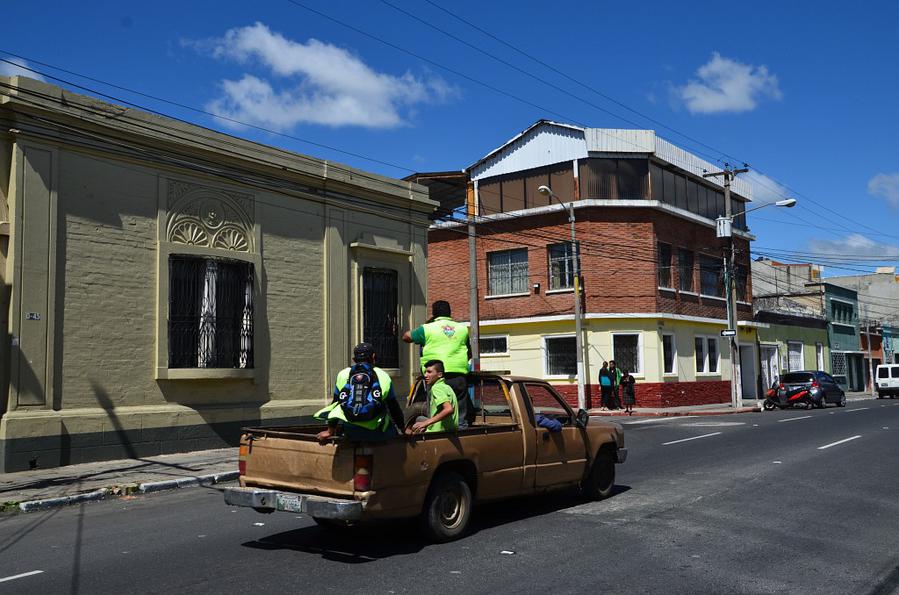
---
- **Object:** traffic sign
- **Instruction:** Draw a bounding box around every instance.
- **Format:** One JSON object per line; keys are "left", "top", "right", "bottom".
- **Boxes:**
{"left": 720, "top": 329, "right": 736, "bottom": 337}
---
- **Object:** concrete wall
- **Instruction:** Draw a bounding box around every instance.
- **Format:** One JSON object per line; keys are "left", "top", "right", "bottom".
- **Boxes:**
{"left": 0, "top": 76, "right": 433, "bottom": 471}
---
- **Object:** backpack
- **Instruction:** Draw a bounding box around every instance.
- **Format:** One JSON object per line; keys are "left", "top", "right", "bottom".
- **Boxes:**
{"left": 337, "top": 363, "right": 385, "bottom": 422}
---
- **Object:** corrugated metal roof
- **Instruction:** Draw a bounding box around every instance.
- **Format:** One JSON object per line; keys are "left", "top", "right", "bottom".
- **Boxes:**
{"left": 469, "top": 121, "right": 587, "bottom": 180}
{"left": 585, "top": 128, "right": 655, "bottom": 153}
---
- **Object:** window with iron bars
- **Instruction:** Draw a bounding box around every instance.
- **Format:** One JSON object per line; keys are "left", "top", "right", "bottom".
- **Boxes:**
{"left": 363, "top": 268, "right": 399, "bottom": 369}
{"left": 168, "top": 255, "right": 254, "bottom": 369}
{"left": 488, "top": 248, "right": 529, "bottom": 295}
{"left": 547, "top": 242, "right": 579, "bottom": 290}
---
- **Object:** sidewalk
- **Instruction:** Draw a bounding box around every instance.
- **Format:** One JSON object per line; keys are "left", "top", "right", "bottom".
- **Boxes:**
{"left": 0, "top": 448, "right": 238, "bottom": 514}
{"left": 589, "top": 391, "right": 876, "bottom": 418}
{"left": 589, "top": 402, "right": 759, "bottom": 417}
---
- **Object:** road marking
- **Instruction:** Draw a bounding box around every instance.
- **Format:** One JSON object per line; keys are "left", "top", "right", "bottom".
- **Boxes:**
{"left": 0, "top": 571, "right": 44, "bottom": 584}
{"left": 846, "top": 408, "right": 870, "bottom": 412}
{"left": 818, "top": 435, "right": 862, "bottom": 450}
{"left": 778, "top": 415, "right": 812, "bottom": 423}
{"left": 682, "top": 421, "right": 745, "bottom": 427}
{"left": 623, "top": 416, "right": 695, "bottom": 425}
{"left": 662, "top": 432, "right": 721, "bottom": 445}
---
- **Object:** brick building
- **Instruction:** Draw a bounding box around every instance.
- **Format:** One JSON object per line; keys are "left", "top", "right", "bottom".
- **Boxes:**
{"left": 426, "top": 121, "right": 761, "bottom": 407}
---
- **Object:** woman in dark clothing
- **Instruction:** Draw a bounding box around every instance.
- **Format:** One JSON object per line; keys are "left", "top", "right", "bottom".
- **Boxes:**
{"left": 620, "top": 369, "right": 636, "bottom": 415}
{"left": 598, "top": 362, "right": 614, "bottom": 410}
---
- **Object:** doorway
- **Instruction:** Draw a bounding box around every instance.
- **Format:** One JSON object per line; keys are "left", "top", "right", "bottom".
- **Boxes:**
{"left": 760, "top": 344, "right": 780, "bottom": 390}
{"left": 740, "top": 344, "right": 757, "bottom": 399}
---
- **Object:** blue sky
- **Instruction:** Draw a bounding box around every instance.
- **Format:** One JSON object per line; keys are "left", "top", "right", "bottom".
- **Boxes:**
{"left": 3, "top": 0, "right": 899, "bottom": 273}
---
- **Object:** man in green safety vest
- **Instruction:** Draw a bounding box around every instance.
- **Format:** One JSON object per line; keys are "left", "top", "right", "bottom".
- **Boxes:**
{"left": 315, "top": 342, "right": 406, "bottom": 443}
{"left": 403, "top": 300, "right": 474, "bottom": 428}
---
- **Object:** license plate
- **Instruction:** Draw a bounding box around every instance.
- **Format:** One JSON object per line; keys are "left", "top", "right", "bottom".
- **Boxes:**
{"left": 276, "top": 493, "right": 305, "bottom": 513}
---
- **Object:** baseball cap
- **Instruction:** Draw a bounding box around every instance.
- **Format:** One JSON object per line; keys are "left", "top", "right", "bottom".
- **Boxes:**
{"left": 352, "top": 342, "right": 375, "bottom": 362}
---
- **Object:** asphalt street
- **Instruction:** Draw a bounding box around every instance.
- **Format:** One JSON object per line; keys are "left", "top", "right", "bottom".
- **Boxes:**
{"left": 2, "top": 401, "right": 899, "bottom": 594}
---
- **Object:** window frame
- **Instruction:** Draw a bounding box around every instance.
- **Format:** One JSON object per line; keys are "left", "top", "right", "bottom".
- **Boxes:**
{"left": 479, "top": 334, "right": 510, "bottom": 357}
{"left": 678, "top": 248, "right": 695, "bottom": 293}
{"left": 657, "top": 242, "right": 673, "bottom": 289}
{"left": 611, "top": 332, "right": 644, "bottom": 377}
{"left": 662, "top": 333, "right": 677, "bottom": 376}
{"left": 486, "top": 247, "right": 530, "bottom": 297}
{"left": 547, "top": 242, "right": 579, "bottom": 291}
{"left": 699, "top": 254, "right": 724, "bottom": 298}
{"left": 787, "top": 341, "right": 804, "bottom": 372}
{"left": 542, "top": 334, "right": 578, "bottom": 379}
{"left": 695, "top": 335, "right": 720, "bottom": 375}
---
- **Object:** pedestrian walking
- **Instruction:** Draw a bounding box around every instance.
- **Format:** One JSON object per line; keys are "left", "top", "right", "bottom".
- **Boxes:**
{"left": 599, "top": 362, "right": 614, "bottom": 410}
{"left": 619, "top": 369, "right": 636, "bottom": 415}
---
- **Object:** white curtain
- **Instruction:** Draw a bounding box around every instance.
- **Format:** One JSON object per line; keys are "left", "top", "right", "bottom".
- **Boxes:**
{"left": 239, "top": 272, "right": 253, "bottom": 369}
{"left": 198, "top": 260, "right": 217, "bottom": 368}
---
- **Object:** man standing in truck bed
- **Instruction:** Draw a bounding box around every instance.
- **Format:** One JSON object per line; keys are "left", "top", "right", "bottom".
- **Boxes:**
{"left": 403, "top": 300, "right": 475, "bottom": 428}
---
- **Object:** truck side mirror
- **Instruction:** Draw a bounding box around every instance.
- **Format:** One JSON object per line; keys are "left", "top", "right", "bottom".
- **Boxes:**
{"left": 575, "top": 408, "right": 589, "bottom": 429}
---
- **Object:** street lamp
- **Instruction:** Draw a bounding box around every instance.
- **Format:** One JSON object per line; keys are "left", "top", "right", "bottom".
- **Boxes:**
{"left": 537, "top": 185, "right": 586, "bottom": 411}
{"left": 717, "top": 197, "right": 797, "bottom": 409}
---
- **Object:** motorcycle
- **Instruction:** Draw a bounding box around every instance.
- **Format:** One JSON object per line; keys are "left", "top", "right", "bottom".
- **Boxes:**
{"left": 762, "top": 380, "right": 815, "bottom": 410}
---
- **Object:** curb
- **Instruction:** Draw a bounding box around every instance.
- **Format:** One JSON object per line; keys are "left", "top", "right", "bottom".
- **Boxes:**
{"left": 138, "top": 471, "right": 239, "bottom": 494}
{"left": 591, "top": 407, "right": 760, "bottom": 418}
{"left": 8, "top": 471, "right": 239, "bottom": 515}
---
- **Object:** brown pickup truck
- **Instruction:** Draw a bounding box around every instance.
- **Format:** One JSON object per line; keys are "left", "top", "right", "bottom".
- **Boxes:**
{"left": 224, "top": 373, "right": 626, "bottom": 541}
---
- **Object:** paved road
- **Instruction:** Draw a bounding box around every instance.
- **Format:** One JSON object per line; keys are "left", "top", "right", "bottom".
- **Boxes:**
{"left": 2, "top": 402, "right": 899, "bottom": 594}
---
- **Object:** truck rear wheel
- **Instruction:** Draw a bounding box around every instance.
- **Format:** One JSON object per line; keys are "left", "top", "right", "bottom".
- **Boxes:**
{"left": 582, "top": 450, "right": 615, "bottom": 501}
{"left": 419, "top": 471, "right": 472, "bottom": 542}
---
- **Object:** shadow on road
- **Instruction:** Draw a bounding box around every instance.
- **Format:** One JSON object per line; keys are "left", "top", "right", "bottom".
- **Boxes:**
{"left": 241, "top": 485, "right": 631, "bottom": 563}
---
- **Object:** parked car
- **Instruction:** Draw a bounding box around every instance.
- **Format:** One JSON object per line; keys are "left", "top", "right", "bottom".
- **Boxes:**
{"left": 875, "top": 364, "right": 899, "bottom": 398}
{"left": 770, "top": 371, "right": 846, "bottom": 409}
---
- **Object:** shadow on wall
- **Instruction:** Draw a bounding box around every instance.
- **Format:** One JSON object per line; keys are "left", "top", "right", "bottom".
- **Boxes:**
{"left": 155, "top": 256, "right": 276, "bottom": 448}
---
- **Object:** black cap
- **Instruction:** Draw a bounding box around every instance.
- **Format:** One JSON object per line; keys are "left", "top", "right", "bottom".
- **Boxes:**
{"left": 353, "top": 342, "right": 375, "bottom": 362}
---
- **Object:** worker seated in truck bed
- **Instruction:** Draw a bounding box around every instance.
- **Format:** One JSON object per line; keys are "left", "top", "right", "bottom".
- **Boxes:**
{"left": 408, "top": 360, "right": 458, "bottom": 434}
{"left": 314, "top": 342, "right": 406, "bottom": 443}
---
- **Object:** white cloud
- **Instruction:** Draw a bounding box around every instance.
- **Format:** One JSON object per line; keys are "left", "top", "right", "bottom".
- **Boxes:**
{"left": 196, "top": 22, "right": 456, "bottom": 130}
{"left": 745, "top": 171, "right": 790, "bottom": 205}
{"left": 868, "top": 173, "right": 899, "bottom": 209}
{"left": 808, "top": 234, "right": 899, "bottom": 258}
{"left": 0, "top": 57, "right": 46, "bottom": 82}
{"left": 676, "top": 52, "right": 781, "bottom": 114}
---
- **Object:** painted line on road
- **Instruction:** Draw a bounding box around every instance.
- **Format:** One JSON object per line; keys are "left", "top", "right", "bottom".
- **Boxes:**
{"left": 662, "top": 432, "right": 722, "bottom": 445}
{"left": 623, "top": 416, "right": 696, "bottom": 425}
{"left": 0, "top": 570, "right": 44, "bottom": 583}
{"left": 818, "top": 435, "right": 862, "bottom": 450}
{"left": 846, "top": 408, "right": 870, "bottom": 412}
{"left": 778, "top": 415, "right": 812, "bottom": 423}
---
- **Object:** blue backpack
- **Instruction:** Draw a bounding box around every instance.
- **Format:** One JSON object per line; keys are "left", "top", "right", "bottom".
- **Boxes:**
{"left": 337, "top": 363, "right": 385, "bottom": 422}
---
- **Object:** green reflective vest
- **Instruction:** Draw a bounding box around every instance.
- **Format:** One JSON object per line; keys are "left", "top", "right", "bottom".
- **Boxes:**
{"left": 314, "top": 366, "right": 393, "bottom": 431}
{"left": 421, "top": 317, "right": 470, "bottom": 374}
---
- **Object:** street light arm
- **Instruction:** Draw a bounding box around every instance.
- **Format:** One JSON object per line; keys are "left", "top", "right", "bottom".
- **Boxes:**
{"left": 728, "top": 198, "right": 797, "bottom": 220}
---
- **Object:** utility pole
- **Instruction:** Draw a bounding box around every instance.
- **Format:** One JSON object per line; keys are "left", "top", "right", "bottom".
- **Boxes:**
{"left": 468, "top": 181, "right": 480, "bottom": 372}
{"left": 864, "top": 304, "right": 875, "bottom": 396}
{"left": 704, "top": 164, "right": 749, "bottom": 409}
{"left": 538, "top": 185, "right": 586, "bottom": 411}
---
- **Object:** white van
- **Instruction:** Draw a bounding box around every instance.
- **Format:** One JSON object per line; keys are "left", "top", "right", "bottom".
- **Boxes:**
{"left": 875, "top": 364, "right": 899, "bottom": 398}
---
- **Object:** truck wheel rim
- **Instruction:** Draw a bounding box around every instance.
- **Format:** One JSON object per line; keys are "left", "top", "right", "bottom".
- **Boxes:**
{"left": 438, "top": 487, "right": 465, "bottom": 528}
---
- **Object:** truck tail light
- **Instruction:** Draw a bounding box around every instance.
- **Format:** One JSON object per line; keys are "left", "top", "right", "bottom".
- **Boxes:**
{"left": 354, "top": 455, "right": 373, "bottom": 492}
{"left": 238, "top": 444, "right": 248, "bottom": 476}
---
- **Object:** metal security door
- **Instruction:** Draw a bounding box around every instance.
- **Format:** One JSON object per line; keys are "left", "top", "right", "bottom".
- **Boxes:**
{"left": 760, "top": 345, "right": 779, "bottom": 389}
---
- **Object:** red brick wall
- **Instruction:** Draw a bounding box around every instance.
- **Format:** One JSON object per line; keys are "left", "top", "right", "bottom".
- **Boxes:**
{"left": 428, "top": 206, "right": 753, "bottom": 322}
{"left": 552, "top": 380, "right": 731, "bottom": 409}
